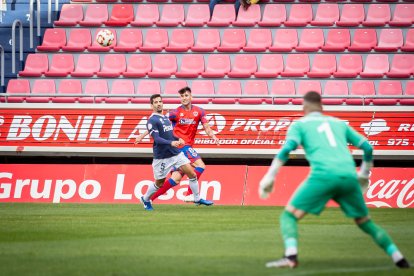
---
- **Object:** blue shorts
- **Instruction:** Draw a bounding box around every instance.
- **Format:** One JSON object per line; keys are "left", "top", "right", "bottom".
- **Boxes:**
{"left": 180, "top": 145, "right": 201, "bottom": 164}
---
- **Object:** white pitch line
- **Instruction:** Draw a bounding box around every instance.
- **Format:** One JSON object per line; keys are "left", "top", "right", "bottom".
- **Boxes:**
{"left": 274, "top": 265, "right": 393, "bottom": 276}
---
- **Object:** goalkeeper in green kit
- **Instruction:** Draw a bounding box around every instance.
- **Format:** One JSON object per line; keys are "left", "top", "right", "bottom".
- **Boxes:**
{"left": 259, "top": 91, "right": 410, "bottom": 269}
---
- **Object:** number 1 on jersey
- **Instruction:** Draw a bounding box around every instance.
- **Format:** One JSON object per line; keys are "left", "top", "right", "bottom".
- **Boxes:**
{"left": 317, "top": 122, "right": 337, "bottom": 147}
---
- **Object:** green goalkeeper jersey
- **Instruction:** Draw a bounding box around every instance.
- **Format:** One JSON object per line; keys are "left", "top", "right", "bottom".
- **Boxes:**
{"left": 286, "top": 112, "right": 367, "bottom": 177}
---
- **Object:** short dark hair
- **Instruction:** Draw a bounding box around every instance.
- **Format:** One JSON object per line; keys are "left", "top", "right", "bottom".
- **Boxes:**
{"left": 303, "top": 91, "right": 321, "bottom": 104}
{"left": 178, "top": 87, "right": 191, "bottom": 95}
{"left": 150, "top": 94, "right": 162, "bottom": 104}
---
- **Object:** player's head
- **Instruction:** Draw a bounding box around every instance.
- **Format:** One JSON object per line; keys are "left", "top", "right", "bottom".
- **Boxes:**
{"left": 150, "top": 94, "right": 163, "bottom": 113}
{"left": 303, "top": 91, "right": 323, "bottom": 114}
{"left": 178, "top": 87, "right": 192, "bottom": 106}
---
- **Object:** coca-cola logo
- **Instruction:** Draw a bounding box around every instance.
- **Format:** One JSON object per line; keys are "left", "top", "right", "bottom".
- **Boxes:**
{"left": 365, "top": 178, "right": 414, "bottom": 208}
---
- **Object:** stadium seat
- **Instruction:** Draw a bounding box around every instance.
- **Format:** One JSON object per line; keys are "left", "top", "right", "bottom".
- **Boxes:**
{"left": 213, "top": 80, "right": 241, "bottom": 104}
{"left": 140, "top": 29, "right": 168, "bottom": 52}
{"left": 362, "top": 4, "right": 390, "bottom": 26}
{"left": 337, "top": 4, "right": 365, "bottom": 27}
{"left": 402, "top": 29, "right": 414, "bottom": 52}
{"left": 348, "top": 29, "right": 377, "bottom": 51}
{"left": 114, "top": 29, "right": 142, "bottom": 52}
{"left": 310, "top": 4, "right": 339, "bottom": 26}
{"left": 88, "top": 29, "right": 117, "bottom": 52}
{"left": 293, "top": 80, "right": 321, "bottom": 104}
{"left": 347, "top": 81, "right": 375, "bottom": 105}
{"left": 202, "top": 54, "right": 230, "bottom": 77}
{"left": 37, "top": 29, "right": 67, "bottom": 51}
{"left": 334, "top": 54, "right": 362, "bottom": 77}
{"left": 80, "top": 80, "right": 109, "bottom": 103}
{"left": 374, "top": 29, "right": 403, "bottom": 52}
{"left": 387, "top": 54, "right": 414, "bottom": 78}
{"left": 233, "top": 4, "right": 261, "bottom": 26}
{"left": 258, "top": 4, "right": 286, "bottom": 27}
{"left": 373, "top": 80, "right": 402, "bottom": 105}
{"left": 190, "top": 80, "right": 214, "bottom": 104}
{"left": 192, "top": 29, "right": 220, "bottom": 52}
{"left": 360, "top": 54, "right": 389, "bottom": 78}
{"left": 131, "top": 4, "right": 159, "bottom": 26}
{"left": 165, "top": 29, "right": 194, "bottom": 52}
{"left": 53, "top": 79, "right": 82, "bottom": 103}
{"left": 240, "top": 80, "right": 270, "bottom": 104}
{"left": 281, "top": 54, "right": 310, "bottom": 77}
{"left": 255, "top": 54, "right": 283, "bottom": 78}
{"left": 207, "top": 4, "right": 236, "bottom": 27}
{"left": 175, "top": 54, "right": 204, "bottom": 78}
{"left": 19, "top": 54, "right": 48, "bottom": 77}
{"left": 27, "top": 80, "right": 56, "bottom": 103}
{"left": 285, "top": 4, "right": 312, "bottom": 27}
{"left": 322, "top": 29, "right": 350, "bottom": 52}
{"left": 106, "top": 80, "right": 135, "bottom": 104}
{"left": 79, "top": 4, "right": 108, "bottom": 26}
{"left": 217, "top": 29, "right": 246, "bottom": 52}
{"left": 72, "top": 54, "right": 101, "bottom": 77}
{"left": 185, "top": 4, "right": 210, "bottom": 27}
{"left": 124, "top": 54, "right": 151, "bottom": 78}
{"left": 148, "top": 54, "right": 177, "bottom": 77}
{"left": 296, "top": 29, "right": 325, "bottom": 52}
{"left": 269, "top": 29, "right": 298, "bottom": 52}
{"left": 164, "top": 80, "right": 188, "bottom": 94}
{"left": 390, "top": 4, "right": 414, "bottom": 27}
{"left": 62, "top": 29, "right": 92, "bottom": 52}
{"left": 269, "top": 80, "right": 294, "bottom": 104}
{"left": 228, "top": 55, "right": 257, "bottom": 77}
{"left": 45, "top": 54, "right": 74, "bottom": 77}
{"left": 133, "top": 80, "right": 161, "bottom": 103}
{"left": 105, "top": 4, "right": 134, "bottom": 26}
{"left": 156, "top": 4, "right": 184, "bottom": 26}
{"left": 5, "top": 79, "right": 30, "bottom": 103}
{"left": 97, "top": 54, "right": 126, "bottom": 77}
{"left": 54, "top": 4, "right": 84, "bottom": 26}
{"left": 307, "top": 54, "right": 336, "bottom": 78}
{"left": 243, "top": 29, "right": 272, "bottom": 52}
{"left": 322, "top": 80, "right": 348, "bottom": 105}
{"left": 401, "top": 81, "right": 414, "bottom": 105}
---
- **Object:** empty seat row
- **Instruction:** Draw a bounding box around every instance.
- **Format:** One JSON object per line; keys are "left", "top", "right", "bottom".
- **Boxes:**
{"left": 55, "top": 3, "right": 414, "bottom": 28}
{"left": 19, "top": 53, "right": 414, "bottom": 79}
{"left": 71, "top": 0, "right": 414, "bottom": 3}
{"left": 5, "top": 79, "right": 414, "bottom": 105}
{"left": 38, "top": 28, "right": 414, "bottom": 53}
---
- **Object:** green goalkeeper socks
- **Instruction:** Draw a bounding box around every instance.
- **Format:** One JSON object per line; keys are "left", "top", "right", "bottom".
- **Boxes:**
{"left": 280, "top": 211, "right": 298, "bottom": 256}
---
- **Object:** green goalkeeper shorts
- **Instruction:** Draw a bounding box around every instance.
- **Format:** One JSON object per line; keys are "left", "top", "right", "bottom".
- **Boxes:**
{"left": 289, "top": 173, "right": 369, "bottom": 218}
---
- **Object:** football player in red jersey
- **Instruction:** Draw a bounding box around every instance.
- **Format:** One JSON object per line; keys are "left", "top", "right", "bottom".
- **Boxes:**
{"left": 135, "top": 87, "right": 220, "bottom": 202}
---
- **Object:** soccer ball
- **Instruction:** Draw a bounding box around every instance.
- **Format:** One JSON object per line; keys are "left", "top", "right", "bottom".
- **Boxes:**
{"left": 96, "top": 29, "right": 114, "bottom": 47}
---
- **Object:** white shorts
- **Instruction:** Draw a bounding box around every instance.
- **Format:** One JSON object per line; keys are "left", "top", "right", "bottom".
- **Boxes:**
{"left": 152, "top": 152, "right": 190, "bottom": 180}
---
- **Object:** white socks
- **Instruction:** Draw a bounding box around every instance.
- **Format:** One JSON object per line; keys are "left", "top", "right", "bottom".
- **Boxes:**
{"left": 143, "top": 183, "right": 159, "bottom": 202}
{"left": 392, "top": 251, "right": 404, "bottom": 263}
{"left": 189, "top": 177, "right": 200, "bottom": 202}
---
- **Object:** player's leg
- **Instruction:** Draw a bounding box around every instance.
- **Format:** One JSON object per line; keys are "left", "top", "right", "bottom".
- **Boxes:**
{"left": 141, "top": 178, "right": 165, "bottom": 211}
{"left": 150, "top": 171, "right": 184, "bottom": 201}
{"left": 178, "top": 163, "right": 213, "bottom": 206}
{"left": 184, "top": 158, "right": 206, "bottom": 199}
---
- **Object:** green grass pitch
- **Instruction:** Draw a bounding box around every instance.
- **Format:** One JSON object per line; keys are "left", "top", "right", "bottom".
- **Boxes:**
{"left": 0, "top": 203, "right": 413, "bottom": 276}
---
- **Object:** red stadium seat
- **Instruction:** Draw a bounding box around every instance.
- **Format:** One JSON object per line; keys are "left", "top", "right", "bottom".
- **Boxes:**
{"left": 402, "top": 29, "right": 414, "bottom": 52}
{"left": 363, "top": 4, "right": 390, "bottom": 26}
{"left": 269, "top": 29, "right": 298, "bottom": 52}
{"left": 53, "top": 79, "right": 82, "bottom": 103}
{"left": 347, "top": 81, "right": 375, "bottom": 105}
{"left": 322, "top": 29, "right": 350, "bottom": 52}
{"left": 97, "top": 54, "right": 126, "bottom": 77}
{"left": 285, "top": 4, "right": 312, "bottom": 26}
{"left": 148, "top": 54, "right": 177, "bottom": 77}
{"left": 202, "top": 54, "right": 230, "bottom": 78}
{"left": 157, "top": 4, "right": 184, "bottom": 26}
{"left": 401, "top": 81, "right": 414, "bottom": 105}
{"left": 79, "top": 4, "right": 108, "bottom": 26}
{"left": 124, "top": 54, "right": 151, "bottom": 78}
{"left": 281, "top": 54, "right": 309, "bottom": 77}
{"left": 348, "top": 29, "right": 377, "bottom": 52}
{"left": 293, "top": 80, "right": 321, "bottom": 104}
{"left": 390, "top": 4, "right": 414, "bottom": 27}
{"left": 19, "top": 54, "right": 48, "bottom": 77}
{"left": 213, "top": 80, "right": 241, "bottom": 104}
{"left": 140, "top": 29, "right": 168, "bottom": 52}
{"left": 165, "top": 29, "right": 194, "bottom": 52}
{"left": 105, "top": 4, "right": 134, "bottom": 26}
{"left": 72, "top": 54, "right": 101, "bottom": 77}
{"left": 133, "top": 80, "right": 161, "bottom": 103}
{"left": 360, "top": 54, "right": 389, "bottom": 78}
{"left": 191, "top": 80, "right": 214, "bottom": 104}
{"left": 27, "top": 79, "right": 56, "bottom": 103}
{"left": 176, "top": 54, "right": 204, "bottom": 78}
{"left": 207, "top": 4, "right": 236, "bottom": 27}
{"left": 37, "top": 28, "right": 66, "bottom": 51}
{"left": 228, "top": 55, "right": 257, "bottom": 77}
{"left": 233, "top": 4, "right": 261, "bottom": 26}
{"left": 217, "top": 29, "right": 246, "bottom": 52}
{"left": 373, "top": 80, "right": 402, "bottom": 105}
{"left": 164, "top": 80, "right": 188, "bottom": 94}
{"left": 387, "top": 54, "right": 414, "bottom": 78}
{"left": 131, "top": 4, "right": 159, "bottom": 26}
{"left": 80, "top": 80, "right": 109, "bottom": 103}
{"left": 45, "top": 54, "right": 74, "bottom": 77}
{"left": 62, "top": 29, "right": 91, "bottom": 52}
{"left": 310, "top": 4, "right": 339, "bottom": 26}
{"left": 88, "top": 28, "right": 117, "bottom": 52}
{"left": 375, "top": 29, "right": 403, "bottom": 52}
{"left": 307, "top": 54, "right": 336, "bottom": 78}
{"left": 5, "top": 79, "right": 30, "bottom": 103}
{"left": 296, "top": 29, "right": 325, "bottom": 52}
{"left": 240, "top": 80, "right": 270, "bottom": 104}
{"left": 258, "top": 4, "right": 286, "bottom": 27}
{"left": 185, "top": 4, "right": 210, "bottom": 27}
{"left": 270, "top": 80, "right": 295, "bottom": 104}
{"left": 334, "top": 54, "right": 362, "bottom": 78}
{"left": 54, "top": 4, "right": 84, "bottom": 26}
{"left": 192, "top": 29, "right": 220, "bottom": 52}
{"left": 337, "top": 4, "right": 364, "bottom": 27}
{"left": 255, "top": 54, "right": 283, "bottom": 78}
{"left": 106, "top": 80, "right": 135, "bottom": 104}
{"left": 323, "top": 80, "right": 348, "bottom": 105}
{"left": 243, "top": 29, "right": 272, "bottom": 52}
{"left": 114, "top": 29, "right": 142, "bottom": 52}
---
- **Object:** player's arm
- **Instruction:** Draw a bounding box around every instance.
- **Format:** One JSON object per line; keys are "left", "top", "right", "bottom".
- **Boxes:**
{"left": 202, "top": 122, "right": 219, "bottom": 145}
{"left": 134, "top": 130, "right": 149, "bottom": 144}
{"left": 148, "top": 121, "right": 180, "bottom": 147}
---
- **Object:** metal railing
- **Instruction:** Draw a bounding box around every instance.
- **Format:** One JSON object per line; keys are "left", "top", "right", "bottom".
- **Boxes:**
{"left": 12, "top": 20, "right": 24, "bottom": 74}
{"left": 48, "top": 0, "right": 60, "bottom": 24}
{"left": 29, "top": 0, "right": 41, "bottom": 49}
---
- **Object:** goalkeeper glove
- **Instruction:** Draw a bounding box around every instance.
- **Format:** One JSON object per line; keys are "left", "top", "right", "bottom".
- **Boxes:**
{"left": 258, "top": 159, "right": 284, "bottom": 199}
{"left": 358, "top": 161, "right": 373, "bottom": 193}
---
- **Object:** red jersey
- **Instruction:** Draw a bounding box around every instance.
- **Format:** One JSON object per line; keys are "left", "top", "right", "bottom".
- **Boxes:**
{"left": 169, "top": 105, "right": 207, "bottom": 146}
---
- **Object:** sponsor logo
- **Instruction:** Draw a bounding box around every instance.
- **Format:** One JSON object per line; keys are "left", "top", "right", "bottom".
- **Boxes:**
{"left": 365, "top": 177, "right": 414, "bottom": 208}
{"left": 198, "top": 113, "right": 226, "bottom": 135}
{"left": 163, "top": 125, "right": 173, "bottom": 132}
{"left": 360, "top": 119, "right": 390, "bottom": 136}
{"left": 179, "top": 118, "right": 196, "bottom": 125}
